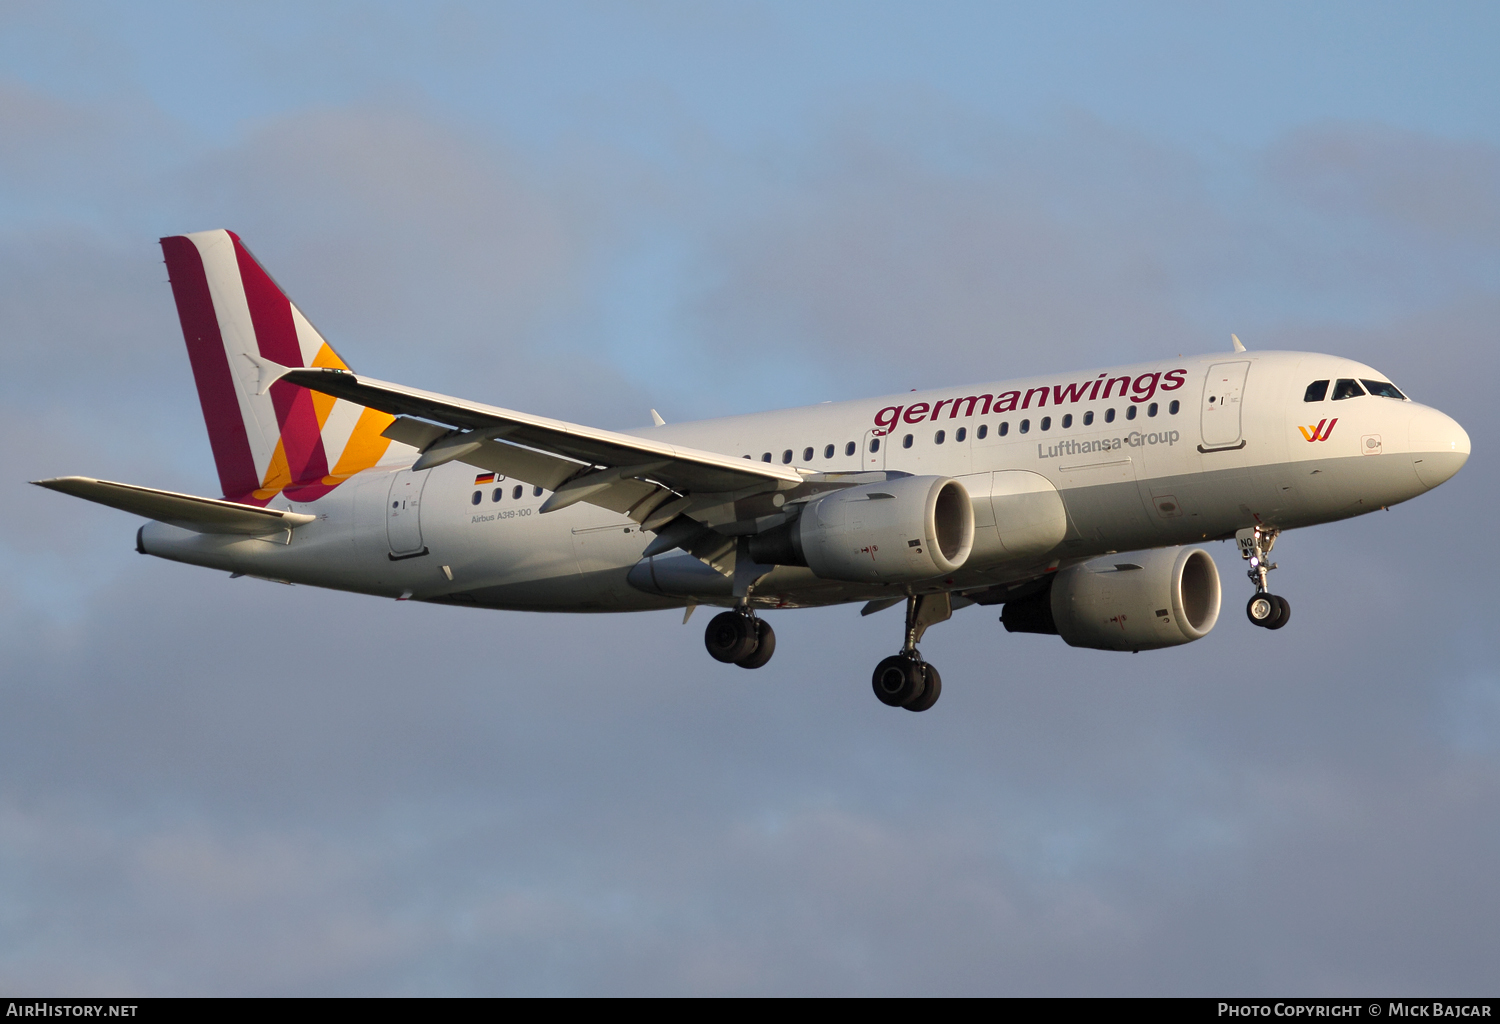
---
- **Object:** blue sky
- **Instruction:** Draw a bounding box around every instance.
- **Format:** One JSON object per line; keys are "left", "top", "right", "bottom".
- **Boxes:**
{"left": 1, "top": 2, "right": 1496, "bottom": 995}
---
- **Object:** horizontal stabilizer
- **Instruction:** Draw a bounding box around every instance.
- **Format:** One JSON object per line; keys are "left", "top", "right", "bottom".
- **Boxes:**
{"left": 33, "top": 477, "right": 316, "bottom": 536}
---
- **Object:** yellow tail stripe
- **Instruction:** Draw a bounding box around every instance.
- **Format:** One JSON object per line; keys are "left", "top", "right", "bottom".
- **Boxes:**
{"left": 324, "top": 406, "right": 396, "bottom": 484}
{"left": 253, "top": 437, "right": 293, "bottom": 500}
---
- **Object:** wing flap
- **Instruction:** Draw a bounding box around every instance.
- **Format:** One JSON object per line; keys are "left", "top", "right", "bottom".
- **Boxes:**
{"left": 33, "top": 477, "right": 316, "bottom": 536}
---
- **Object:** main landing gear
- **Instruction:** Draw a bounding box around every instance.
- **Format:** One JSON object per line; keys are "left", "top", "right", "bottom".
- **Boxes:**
{"left": 704, "top": 609, "right": 776, "bottom": 669}
{"left": 1238, "top": 526, "right": 1291, "bottom": 631}
{"left": 871, "top": 593, "right": 950, "bottom": 713}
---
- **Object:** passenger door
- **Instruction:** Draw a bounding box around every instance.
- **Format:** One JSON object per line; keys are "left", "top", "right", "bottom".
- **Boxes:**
{"left": 1201, "top": 361, "right": 1250, "bottom": 449}
{"left": 386, "top": 469, "right": 429, "bottom": 557}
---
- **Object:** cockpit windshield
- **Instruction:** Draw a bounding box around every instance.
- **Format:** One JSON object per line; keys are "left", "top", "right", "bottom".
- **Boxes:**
{"left": 1304, "top": 380, "right": 1329, "bottom": 402}
{"left": 1331, "top": 378, "right": 1366, "bottom": 401}
{"left": 1360, "top": 379, "right": 1407, "bottom": 400}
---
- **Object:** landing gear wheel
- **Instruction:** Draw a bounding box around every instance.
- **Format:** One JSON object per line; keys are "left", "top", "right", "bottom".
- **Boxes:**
{"left": 872, "top": 654, "right": 926, "bottom": 707}
{"left": 735, "top": 619, "right": 776, "bottom": 669}
{"left": 1247, "top": 594, "right": 1290, "bottom": 629}
{"left": 903, "top": 663, "right": 942, "bottom": 712}
{"left": 1246, "top": 594, "right": 1276, "bottom": 627}
{"left": 705, "top": 611, "right": 758, "bottom": 663}
{"left": 1266, "top": 595, "right": 1291, "bottom": 630}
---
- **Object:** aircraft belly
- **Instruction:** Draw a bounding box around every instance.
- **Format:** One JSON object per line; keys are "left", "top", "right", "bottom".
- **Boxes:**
{"left": 1057, "top": 475, "right": 1157, "bottom": 551}
{"left": 435, "top": 567, "right": 678, "bottom": 613}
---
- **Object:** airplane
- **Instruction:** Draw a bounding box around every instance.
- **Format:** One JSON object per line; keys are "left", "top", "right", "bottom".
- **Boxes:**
{"left": 35, "top": 230, "right": 1470, "bottom": 712}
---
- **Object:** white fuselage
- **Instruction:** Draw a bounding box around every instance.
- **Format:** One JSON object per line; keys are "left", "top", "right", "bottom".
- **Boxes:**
{"left": 139, "top": 350, "right": 1470, "bottom": 612}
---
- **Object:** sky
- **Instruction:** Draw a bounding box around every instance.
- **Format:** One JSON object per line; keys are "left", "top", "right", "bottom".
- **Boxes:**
{"left": 1, "top": 1, "right": 1497, "bottom": 996}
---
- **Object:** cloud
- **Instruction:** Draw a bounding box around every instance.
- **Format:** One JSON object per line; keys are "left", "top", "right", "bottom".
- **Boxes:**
{"left": 1267, "top": 122, "right": 1500, "bottom": 243}
{"left": 689, "top": 113, "right": 1500, "bottom": 402}
{"left": 691, "top": 115, "right": 1213, "bottom": 397}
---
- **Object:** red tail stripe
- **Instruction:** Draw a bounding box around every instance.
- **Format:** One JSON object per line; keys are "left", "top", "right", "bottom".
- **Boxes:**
{"left": 229, "top": 233, "right": 332, "bottom": 488}
{"left": 160, "top": 236, "right": 262, "bottom": 503}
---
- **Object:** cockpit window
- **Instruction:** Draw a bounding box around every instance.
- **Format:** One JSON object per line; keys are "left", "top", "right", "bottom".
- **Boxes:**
{"left": 1303, "top": 380, "right": 1329, "bottom": 402}
{"left": 1331, "top": 378, "right": 1366, "bottom": 401}
{"left": 1360, "top": 379, "right": 1407, "bottom": 400}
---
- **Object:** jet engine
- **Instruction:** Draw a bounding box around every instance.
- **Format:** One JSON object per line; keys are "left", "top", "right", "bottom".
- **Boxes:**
{"left": 749, "top": 475, "right": 974, "bottom": 584}
{"left": 1002, "top": 546, "right": 1221, "bottom": 651}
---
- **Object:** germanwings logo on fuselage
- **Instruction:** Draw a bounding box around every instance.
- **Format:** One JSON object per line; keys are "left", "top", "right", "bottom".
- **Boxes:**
{"left": 1299, "top": 418, "right": 1338, "bottom": 442}
{"left": 870, "top": 369, "right": 1188, "bottom": 435}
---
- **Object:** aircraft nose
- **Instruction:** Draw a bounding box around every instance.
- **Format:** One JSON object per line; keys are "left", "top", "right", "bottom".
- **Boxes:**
{"left": 1408, "top": 405, "right": 1470, "bottom": 489}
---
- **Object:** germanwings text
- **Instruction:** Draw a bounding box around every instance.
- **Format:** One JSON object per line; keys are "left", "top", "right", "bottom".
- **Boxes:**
{"left": 872, "top": 368, "right": 1187, "bottom": 435}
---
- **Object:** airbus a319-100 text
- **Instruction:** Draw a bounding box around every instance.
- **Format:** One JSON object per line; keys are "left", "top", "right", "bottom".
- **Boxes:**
{"left": 37, "top": 231, "right": 1471, "bottom": 712}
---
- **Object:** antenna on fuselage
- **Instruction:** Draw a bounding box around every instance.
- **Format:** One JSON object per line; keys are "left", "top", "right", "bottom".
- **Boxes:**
{"left": 1231, "top": 334, "right": 1247, "bottom": 353}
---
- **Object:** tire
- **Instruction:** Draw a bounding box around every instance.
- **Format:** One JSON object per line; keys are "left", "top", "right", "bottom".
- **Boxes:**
{"left": 1266, "top": 595, "right": 1291, "bottom": 630}
{"left": 872, "top": 654, "right": 926, "bottom": 707}
{"left": 705, "top": 611, "right": 758, "bottom": 663}
{"left": 903, "top": 663, "right": 942, "bottom": 712}
{"left": 1246, "top": 594, "right": 1276, "bottom": 627}
{"left": 735, "top": 619, "right": 777, "bottom": 669}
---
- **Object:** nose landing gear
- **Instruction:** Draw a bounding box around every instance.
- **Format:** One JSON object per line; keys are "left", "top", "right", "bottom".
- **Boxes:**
{"left": 871, "top": 593, "right": 949, "bottom": 712}
{"left": 1238, "top": 526, "right": 1290, "bottom": 630}
{"left": 704, "top": 609, "right": 777, "bottom": 668}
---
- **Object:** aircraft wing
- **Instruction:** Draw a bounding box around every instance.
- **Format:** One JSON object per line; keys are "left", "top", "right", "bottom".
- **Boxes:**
{"left": 282, "top": 367, "right": 804, "bottom": 531}
{"left": 32, "top": 477, "right": 316, "bottom": 535}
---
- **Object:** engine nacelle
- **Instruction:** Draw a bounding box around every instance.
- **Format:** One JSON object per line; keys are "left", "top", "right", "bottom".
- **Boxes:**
{"left": 1002, "top": 546, "right": 1221, "bottom": 651}
{"left": 751, "top": 475, "right": 974, "bottom": 584}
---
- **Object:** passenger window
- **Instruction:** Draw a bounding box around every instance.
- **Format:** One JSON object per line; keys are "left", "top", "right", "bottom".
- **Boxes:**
{"left": 782, "top": 449, "right": 793, "bottom": 464}
{"left": 1304, "top": 380, "right": 1329, "bottom": 402}
{"left": 1331, "top": 379, "right": 1365, "bottom": 401}
{"left": 533, "top": 485, "right": 543, "bottom": 497}
{"left": 1126, "top": 405, "right": 1137, "bottom": 420}
{"left": 1361, "top": 379, "right": 1407, "bottom": 400}
{"left": 1147, "top": 402, "right": 1158, "bottom": 417}
{"left": 1061, "top": 414, "right": 1072, "bottom": 428}
{"left": 977, "top": 424, "right": 988, "bottom": 439}
{"left": 869, "top": 438, "right": 880, "bottom": 453}
{"left": 1083, "top": 410, "right": 1094, "bottom": 426}
{"left": 762, "top": 452, "right": 772, "bottom": 462}
{"left": 1105, "top": 408, "right": 1116, "bottom": 423}
{"left": 824, "top": 444, "right": 835, "bottom": 459}
{"left": 492, "top": 488, "right": 503, "bottom": 502}
{"left": 955, "top": 427, "right": 966, "bottom": 442}
{"left": 471, "top": 490, "right": 482, "bottom": 506}
{"left": 802, "top": 447, "right": 814, "bottom": 462}
{"left": 1019, "top": 419, "right": 1030, "bottom": 434}
{"left": 999, "top": 421, "right": 1009, "bottom": 436}
{"left": 902, "top": 434, "right": 913, "bottom": 448}
{"left": 934, "top": 430, "right": 945, "bottom": 444}
{"left": 513, "top": 485, "right": 523, "bottom": 500}
{"left": 1169, "top": 400, "right": 1180, "bottom": 415}
{"left": 845, "top": 441, "right": 856, "bottom": 456}
{"left": 1040, "top": 417, "right": 1051, "bottom": 431}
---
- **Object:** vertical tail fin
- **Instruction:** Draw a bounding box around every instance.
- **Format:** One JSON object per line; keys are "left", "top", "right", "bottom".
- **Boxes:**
{"left": 161, "top": 230, "right": 397, "bottom": 504}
